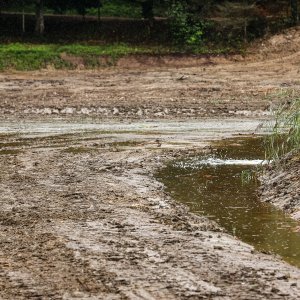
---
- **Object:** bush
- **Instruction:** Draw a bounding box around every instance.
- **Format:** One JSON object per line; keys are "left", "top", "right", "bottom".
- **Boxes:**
{"left": 167, "top": 1, "right": 205, "bottom": 48}
{"left": 88, "top": 0, "right": 141, "bottom": 18}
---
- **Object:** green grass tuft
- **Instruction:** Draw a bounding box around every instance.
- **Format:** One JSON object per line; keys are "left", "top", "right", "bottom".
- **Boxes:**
{"left": 265, "top": 98, "right": 300, "bottom": 162}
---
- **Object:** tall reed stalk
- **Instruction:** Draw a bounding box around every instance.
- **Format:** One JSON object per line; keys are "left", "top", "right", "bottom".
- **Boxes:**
{"left": 265, "top": 99, "right": 300, "bottom": 162}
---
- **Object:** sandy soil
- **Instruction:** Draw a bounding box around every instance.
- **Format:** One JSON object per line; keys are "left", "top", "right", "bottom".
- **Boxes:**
{"left": 1, "top": 28, "right": 300, "bottom": 299}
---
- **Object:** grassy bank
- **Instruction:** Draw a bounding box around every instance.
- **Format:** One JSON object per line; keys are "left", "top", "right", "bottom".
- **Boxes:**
{"left": 0, "top": 43, "right": 236, "bottom": 71}
{"left": 0, "top": 43, "right": 155, "bottom": 70}
{"left": 265, "top": 98, "right": 300, "bottom": 162}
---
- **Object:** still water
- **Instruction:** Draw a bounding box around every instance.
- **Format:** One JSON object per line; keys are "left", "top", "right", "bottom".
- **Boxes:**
{"left": 157, "top": 136, "right": 300, "bottom": 267}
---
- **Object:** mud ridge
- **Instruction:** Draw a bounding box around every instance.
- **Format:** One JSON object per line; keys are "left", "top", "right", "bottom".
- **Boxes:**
{"left": 259, "top": 151, "right": 300, "bottom": 221}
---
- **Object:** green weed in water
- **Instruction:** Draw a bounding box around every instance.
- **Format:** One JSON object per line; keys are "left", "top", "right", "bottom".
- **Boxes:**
{"left": 241, "top": 169, "right": 255, "bottom": 185}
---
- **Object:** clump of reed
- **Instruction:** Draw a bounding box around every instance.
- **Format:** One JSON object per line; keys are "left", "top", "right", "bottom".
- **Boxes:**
{"left": 265, "top": 99, "right": 300, "bottom": 163}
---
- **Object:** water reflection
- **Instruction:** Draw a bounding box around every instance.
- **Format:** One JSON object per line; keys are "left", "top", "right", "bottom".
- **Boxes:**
{"left": 157, "top": 136, "right": 300, "bottom": 267}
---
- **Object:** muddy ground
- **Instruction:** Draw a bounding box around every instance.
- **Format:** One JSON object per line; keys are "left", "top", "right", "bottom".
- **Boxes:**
{"left": 0, "top": 123, "right": 300, "bottom": 299}
{"left": 260, "top": 152, "right": 300, "bottom": 221}
{"left": 1, "top": 29, "right": 300, "bottom": 299}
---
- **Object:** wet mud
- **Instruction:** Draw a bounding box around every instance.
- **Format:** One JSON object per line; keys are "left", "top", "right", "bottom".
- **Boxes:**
{"left": 260, "top": 152, "right": 300, "bottom": 221}
{"left": 1, "top": 31, "right": 300, "bottom": 297}
{"left": 0, "top": 121, "right": 300, "bottom": 299}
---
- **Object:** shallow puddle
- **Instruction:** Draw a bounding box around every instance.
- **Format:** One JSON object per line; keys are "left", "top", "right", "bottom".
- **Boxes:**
{"left": 157, "top": 136, "right": 300, "bottom": 268}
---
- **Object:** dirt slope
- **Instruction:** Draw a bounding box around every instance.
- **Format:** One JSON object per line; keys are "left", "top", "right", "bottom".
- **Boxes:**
{"left": 249, "top": 25, "right": 300, "bottom": 60}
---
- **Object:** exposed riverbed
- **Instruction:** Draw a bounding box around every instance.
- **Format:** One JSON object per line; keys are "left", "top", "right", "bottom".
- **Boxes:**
{"left": 1, "top": 119, "right": 300, "bottom": 299}
{"left": 157, "top": 137, "right": 300, "bottom": 268}
{"left": 2, "top": 34, "right": 300, "bottom": 297}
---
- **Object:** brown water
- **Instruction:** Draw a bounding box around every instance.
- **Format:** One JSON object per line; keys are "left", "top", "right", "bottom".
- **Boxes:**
{"left": 157, "top": 136, "right": 300, "bottom": 268}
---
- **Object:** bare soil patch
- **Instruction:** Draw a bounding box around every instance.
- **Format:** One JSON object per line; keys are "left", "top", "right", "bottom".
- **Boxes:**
{"left": 1, "top": 27, "right": 300, "bottom": 298}
{"left": 1, "top": 26, "right": 300, "bottom": 120}
{"left": 249, "top": 25, "right": 300, "bottom": 60}
{"left": 1, "top": 47, "right": 300, "bottom": 120}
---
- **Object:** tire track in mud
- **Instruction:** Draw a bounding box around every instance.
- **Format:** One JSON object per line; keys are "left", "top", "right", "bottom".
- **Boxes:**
{"left": 1, "top": 35, "right": 300, "bottom": 297}
{"left": 0, "top": 133, "right": 300, "bottom": 299}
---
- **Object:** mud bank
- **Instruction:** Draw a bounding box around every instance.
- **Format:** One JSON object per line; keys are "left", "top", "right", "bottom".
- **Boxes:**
{"left": 260, "top": 152, "right": 300, "bottom": 221}
{"left": 0, "top": 121, "right": 300, "bottom": 299}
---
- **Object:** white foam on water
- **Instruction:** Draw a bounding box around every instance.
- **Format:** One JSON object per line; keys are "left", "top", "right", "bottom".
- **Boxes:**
{"left": 175, "top": 158, "right": 268, "bottom": 168}
{"left": 197, "top": 158, "right": 267, "bottom": 166}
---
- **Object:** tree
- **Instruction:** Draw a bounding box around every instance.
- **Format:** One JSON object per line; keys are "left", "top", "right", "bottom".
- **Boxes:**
{"left": 290, "top": 0, "right": 298, "bottom": 24}
{"left": 35, "top": 0, "right": 44, "bottom": 35}
{"left": 69, "top": 0, "right": 101, "bottom": 19}
{"left": 45, "top": 0, "right": 102, "bottom": 18}
{"left": 45, "top": 0, "right": 70, "bottom": 14}
{"left": 141, "top": 0, "right": 154, "bottom": 19}
{"left": 216, "top": 1, "right": 262, "bottom": 42}
{"left": 0, "top": 0, "right": 31, "bottom": 33}
{"left": 35, "top": 0, "right": 102, "bottom": 33}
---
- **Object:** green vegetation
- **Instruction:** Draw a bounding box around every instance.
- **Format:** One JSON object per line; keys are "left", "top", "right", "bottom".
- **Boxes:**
{"left": 0, "top": 1, "right": 299, "bottom": 70}
{"left": 63, "top": 146, "right": 96, "bottom": 154}
{"left": 0, "top": 43, "right": 66, "bottom": 70}
{"left": 265, "top": 99, "right": 300, "bottom": 162}
{"left": 89, "top": 0, "right": 141, "bottom": 18}
{"left": 1, "top": 0, "right": 298, "bottom": 36}
{"left": 241, "top": 169, "right": 257, "bottom": 185}
{"left": 0, "top": 42, "right": 238, "bottom": 71}
{"left": 0, "top": 43, "right": 153, "bottom": 70}
{"left": 167, "top": 1, "right": 206, "bottom": 48}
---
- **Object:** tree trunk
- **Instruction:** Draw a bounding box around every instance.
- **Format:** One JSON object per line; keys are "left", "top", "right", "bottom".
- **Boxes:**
{"left": 22, "top": 10, "right": 26, "bottom": 33}
{"left": 35, "top": 0, "right": 44, "bottom": 35}
{"left": 244, "top": 19, "right": 247, "bottom": 43}
{"left": 97, "top": 6, "right": 102, "bottom": 31}
{"left": 291, "top": 0, "right": 298, "bottom": 24}
{"left": 22, "top": 0, "right": 26, "bottom": 34}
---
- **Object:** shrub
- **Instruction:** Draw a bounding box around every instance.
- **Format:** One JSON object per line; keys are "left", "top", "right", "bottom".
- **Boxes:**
{"left": 167, "top": 1, "right": 205, "bottom": 48}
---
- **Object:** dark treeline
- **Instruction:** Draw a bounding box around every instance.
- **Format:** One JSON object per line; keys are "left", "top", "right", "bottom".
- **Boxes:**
{"left": 0, "top": 0, "right": 299, "bottom": 36}
{"left": 1, "top": 0, "right": 103, "bottom": 34}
